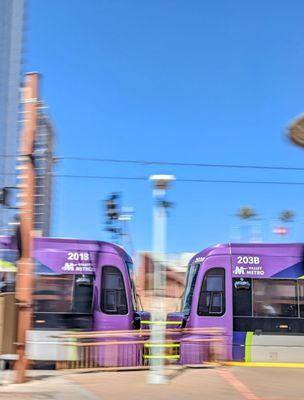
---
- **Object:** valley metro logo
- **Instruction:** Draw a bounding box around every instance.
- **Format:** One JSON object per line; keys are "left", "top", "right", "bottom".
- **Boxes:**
{"left": 233, "top": 266, "right": 246, "bottom": 275}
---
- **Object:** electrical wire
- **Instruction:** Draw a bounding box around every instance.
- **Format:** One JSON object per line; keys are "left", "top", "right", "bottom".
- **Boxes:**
{"left": 2, "top": 154, "right": 304, "bottom": 172}
{"left": 56, "top": 156, "right": 304, "bottom": 172}
{"left": 53, "top": 173, "right": 304, "bottom": 186}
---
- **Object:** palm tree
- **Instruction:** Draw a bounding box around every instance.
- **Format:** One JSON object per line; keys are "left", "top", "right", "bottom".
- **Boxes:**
{"left": 279, "top": 210, "right": 295, "bottom": 223}
{"left": 237, "top": 207, "right": 257, "bottom": 220}
{"left": 236, "top": 207, "right": 261, "bottom": 243}
{"left": 274, "top": 210, "right": 295, "bottom": 241}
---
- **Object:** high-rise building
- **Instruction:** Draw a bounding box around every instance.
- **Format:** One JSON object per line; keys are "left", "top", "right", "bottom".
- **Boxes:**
{"left": 0, "top": 0, "right": 25, "bottom": 230}
{"left": 34, "top": 102, "right": 54, "bottom": 237}
{"left": 20, "top": 72, "right": 55, "bottom": 237}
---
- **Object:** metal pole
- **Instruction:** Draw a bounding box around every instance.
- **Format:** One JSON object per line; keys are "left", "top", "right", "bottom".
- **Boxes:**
{"left": 14, "top": 72, "right": 38, "bottom": 383}
{"left": 148, "top": 175, "right": 174, "bottom": 384}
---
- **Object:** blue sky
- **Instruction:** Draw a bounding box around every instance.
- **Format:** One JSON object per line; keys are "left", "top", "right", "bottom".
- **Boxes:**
{"left": 26, "top": 0, "right": 304, "bottom": 253}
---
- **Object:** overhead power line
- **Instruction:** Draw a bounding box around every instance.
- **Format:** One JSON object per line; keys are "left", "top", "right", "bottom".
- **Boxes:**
{"left": 3, "top": 170, "right": 304, "bottom": 185}
{"left": 55, "top": 174, "right": 146, "bottom": 181}
{"left": 2, "top": 154, "right": 304, "bottom": 171}
{"left": 54, "top": 173, "right": 304, "bottom": 186}
{"left": 56, "top": 156, "right": 304, "bottom": 171}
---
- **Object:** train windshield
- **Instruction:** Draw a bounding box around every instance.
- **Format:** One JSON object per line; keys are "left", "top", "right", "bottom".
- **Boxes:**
{"left": 34, "top": 274, "right": 93, "bottom": 314}
{"left": 126, "top": 261, "right": 139, "bottom": 310}
{"left": 126, "top": 261, "right": 134, "bottom": 280}
{"left": 181, "top": 263, "right": 200, "bottom": 315}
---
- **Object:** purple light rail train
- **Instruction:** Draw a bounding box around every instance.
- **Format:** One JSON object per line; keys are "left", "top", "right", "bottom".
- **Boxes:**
{"left": 0, "top": 236, "right": 149, "bottom": 367}
{"left": 168, "top": 243, "right": 304, "bottom": 364}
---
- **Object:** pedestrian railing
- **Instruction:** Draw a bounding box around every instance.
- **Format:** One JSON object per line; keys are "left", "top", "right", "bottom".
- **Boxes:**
{"left": 53, "top": 324, "right": 226, "bottom": 370}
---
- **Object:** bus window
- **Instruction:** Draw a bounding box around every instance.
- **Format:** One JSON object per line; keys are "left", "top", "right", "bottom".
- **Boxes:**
{"left": 181, "top": 263, "right": 200, "bottom": 315}
{"left": 197, "top": 268, "right": 225, "bottom": 316}
{"left": 101, "top": 266, "right": 128, "bottom": 315}
{"left": 253, "top": 279, "right": 298, "bottom": 318}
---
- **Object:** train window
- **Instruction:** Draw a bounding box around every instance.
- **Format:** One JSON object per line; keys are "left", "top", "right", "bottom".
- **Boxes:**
{"left": 181, "top": 263, "right": 200, "bottom": 315}
{"left": 72, "top": 275, "right": 94, "bottom": 313}
{"left": 233, "top": 278, "right": 252, "bottom": 316}
{"left": 33, "top": 275, "right": 74, "bottom": 312}
{"left": 126, "top": 262, "right": 138, "bottom": 310}
{"left": 101, "top": 266, "right": 128, "bottom": 315}
{"left": 126, "top": 262, "right": 134, "bottom": 280}
{"left": 253, "top": 279, "right": 298, "bottom": 318}
{"left": 299, "top": 282, "right": 304, "bottom": 318}
{"left": 197, "top": 268, "right": 225, "bottom": 316}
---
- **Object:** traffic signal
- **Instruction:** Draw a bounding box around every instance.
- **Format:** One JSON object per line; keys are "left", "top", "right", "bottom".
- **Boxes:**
{"left": 13, "top": 219, "right": 22, "bottom": 259}
{"left": 0, "top": 187, "right": 11, "bottom": 207}
{"left": 159, "top": 200, "right": 174, "bottom": 209}
{"left": 105, "top": 193, "right": 120, "bottom": 221}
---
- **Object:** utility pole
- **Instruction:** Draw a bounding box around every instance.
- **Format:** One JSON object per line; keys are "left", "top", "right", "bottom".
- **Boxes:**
{"left": 14, "top": 73, "right": 38, "bottom": 383}
{"left": 148, "top": 174, "right": 175, "bottom": 385}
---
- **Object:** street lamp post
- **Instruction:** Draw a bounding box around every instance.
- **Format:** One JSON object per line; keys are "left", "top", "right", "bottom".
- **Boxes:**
{"left": 148, "top": 174, "right": 175, "bottom": 385}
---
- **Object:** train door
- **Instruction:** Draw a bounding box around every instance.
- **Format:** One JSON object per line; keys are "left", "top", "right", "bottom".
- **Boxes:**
{"left": 192, "top": 256, "right": 232, "bottom": 328}
{"left": 93, "top": 253, "right": 134, "bottom": 331}
{"left": 182, "top": 255, "right": 233, "bottom": 362}
{"left": 92, "top": 253, "right": 146, "bottom": 367}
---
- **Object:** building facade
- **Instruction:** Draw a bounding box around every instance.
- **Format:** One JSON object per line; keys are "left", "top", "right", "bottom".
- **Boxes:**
{"left": 136, "top": 252, "right": 195, "bottom": 313}
{"left": 34, "top": 104, "right": 54, "bottom": 237}
{"left": 20, "top": 73, "right": 55, "bottom": 237}
{"left": 0, "top": 0, "right": 24, "bottom": 230}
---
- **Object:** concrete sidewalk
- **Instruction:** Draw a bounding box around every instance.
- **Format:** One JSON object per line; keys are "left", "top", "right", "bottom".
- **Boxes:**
{"left": 1, "top": 366, "right": 304, "bottom": 400}
{"left": 0, "top": 370, "right": 100, "bottom": 400}
{"left": 1, "top": 368, "right": 237, "bottom": 400}
{"left": 68, "top": 368, "right": 244, "bottom": 400}
{"left": 67, "top": 366, "right": 304, "bottom": 400}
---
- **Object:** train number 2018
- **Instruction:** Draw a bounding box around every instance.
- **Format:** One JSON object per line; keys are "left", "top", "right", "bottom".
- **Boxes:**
{"left": 67, "top": 252, "right": 90, "bottom": 261}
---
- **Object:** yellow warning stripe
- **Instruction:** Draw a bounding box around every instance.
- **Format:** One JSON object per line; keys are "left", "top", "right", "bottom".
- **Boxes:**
{"left": 144, "top": 355, "right": 180, "bottom": 360}
{"left": 144, "top": 343, "right": 180, "bottom": 348}
{"left": 224, "top": 362, "right": 304, "bottom": 368}
{"left": 245, "top": 332, "right": 253, "bottom": 362}
{"left": 141, "top": 320, "right": 182, "bottom": 325}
